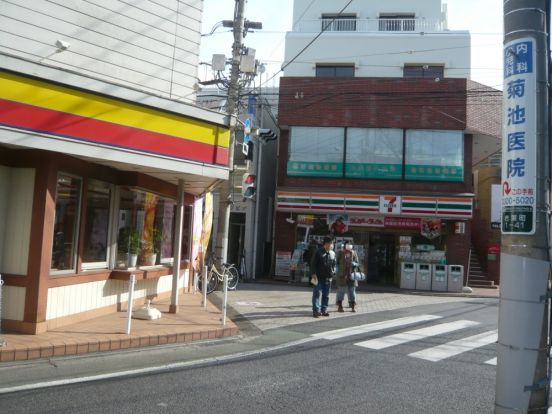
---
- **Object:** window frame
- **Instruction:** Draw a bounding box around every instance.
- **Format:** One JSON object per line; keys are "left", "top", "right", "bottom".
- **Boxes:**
{"left": 315, "top": 64, "right": 355, "bottom": 77}
{"left": 321, "top": 13, "right": 357, "bottom": 32}
{"left": 81, "top": 180, "right": 116, "bottom": 271}
{"left": 403, "top": 65, "right": 445, "bottom": 79}
{"left": 50, "top": 172, "right": 83, "bottom": 276}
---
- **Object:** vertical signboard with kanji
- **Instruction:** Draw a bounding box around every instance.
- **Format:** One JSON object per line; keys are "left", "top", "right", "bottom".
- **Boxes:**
{"left": 501, "top": 38, "right": 536, "bottom": 234}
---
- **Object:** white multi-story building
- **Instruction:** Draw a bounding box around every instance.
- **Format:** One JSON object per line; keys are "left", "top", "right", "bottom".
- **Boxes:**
{"left": 284, "top": 0, "right": 470, "bottom": 79}
{"left": 274, "top": 0, "right": 501, "bottom": 288}
{"left": 0, "top": 0, "right": 230, "bottom": 334}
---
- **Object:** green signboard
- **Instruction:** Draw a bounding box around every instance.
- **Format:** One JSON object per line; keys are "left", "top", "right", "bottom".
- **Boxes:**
{"left": 405, "top": 164, "right": 464, "bottom": 182}
{"left": 287, "top": 161, "right": 343, "bottom": 177}
{"left": 502, "top": 206, "right": 533, "bottom": 233}
{"left": 345, "top": 163, "right": 402, "bottom": 179}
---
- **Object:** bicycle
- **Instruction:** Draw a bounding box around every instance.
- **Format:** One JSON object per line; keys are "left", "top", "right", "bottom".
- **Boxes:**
{"left": 198, "top": 256, "right": 239, "bottom": 294}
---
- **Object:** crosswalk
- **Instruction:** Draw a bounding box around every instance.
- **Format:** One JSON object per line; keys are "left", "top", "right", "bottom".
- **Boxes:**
{"left": 312, "top": 314, "right": 497, "bottom": 365}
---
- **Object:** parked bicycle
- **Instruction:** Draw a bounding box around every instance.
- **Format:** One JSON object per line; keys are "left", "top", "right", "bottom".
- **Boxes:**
{"left": 197, "top": 255, "right": 239, "bottom": 294}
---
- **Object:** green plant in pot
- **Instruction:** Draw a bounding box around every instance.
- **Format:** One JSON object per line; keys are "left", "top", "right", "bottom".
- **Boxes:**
{"left": 118, "top": 227, "right": 140, "bottom": 267}
{"left": 147, "top": 227, "right": 163, "bottom": 265}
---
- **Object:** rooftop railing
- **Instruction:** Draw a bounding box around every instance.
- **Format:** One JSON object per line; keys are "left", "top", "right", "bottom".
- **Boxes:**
{"left": 295, "top": 18, "right": 445, "bottom": 33}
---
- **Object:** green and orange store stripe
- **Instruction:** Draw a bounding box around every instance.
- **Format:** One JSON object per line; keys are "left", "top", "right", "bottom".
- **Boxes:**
{"left": 0, "top": 71, "right": 230, "bottom": 166}
{"left": 277, "top": 191, "right": 472, "bottom": 218}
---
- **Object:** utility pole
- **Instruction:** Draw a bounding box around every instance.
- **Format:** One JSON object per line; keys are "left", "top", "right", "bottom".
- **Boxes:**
{"left": 217, "top": 0, "right": 247, "bottom": 263}
{"left": 495, "top": 1, "right": 550, "bottom": 413}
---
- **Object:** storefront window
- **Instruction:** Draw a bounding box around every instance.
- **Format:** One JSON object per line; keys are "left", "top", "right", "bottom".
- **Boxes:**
{"left": 82, "top": 181, "right": 111, "bottom": 269}
{"left": 116, "top": 188, "right": 175, "bottom": 269}
{"left": 346, "top": 128, "right": 403, "bottom": 179}
{"left": 51, "top": 174, "right": 82, "bottom": 273}
{"left": 405, "top": 130, "right": 464, "bottom": 181}
{"left": 288, "top": 127, "right": 344, "bottom": 177}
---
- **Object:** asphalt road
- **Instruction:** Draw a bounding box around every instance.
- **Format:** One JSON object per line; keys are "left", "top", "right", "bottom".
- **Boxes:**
{"left": 0, "top": 298, "right": 498, "bottom": 414}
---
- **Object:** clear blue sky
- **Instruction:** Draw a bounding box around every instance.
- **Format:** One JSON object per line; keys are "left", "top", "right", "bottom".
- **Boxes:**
{"left": 199, "top": 0, "right": 503, "bottom": 89}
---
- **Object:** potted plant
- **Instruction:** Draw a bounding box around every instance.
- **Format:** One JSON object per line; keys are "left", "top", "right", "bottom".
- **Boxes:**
{"left": 118, "top": 227, "right": 140, "bottom": 268}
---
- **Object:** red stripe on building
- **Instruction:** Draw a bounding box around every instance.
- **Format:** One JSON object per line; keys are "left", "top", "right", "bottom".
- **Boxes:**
{"left": 0, "top": 99, "right": 228, "bottom": 166}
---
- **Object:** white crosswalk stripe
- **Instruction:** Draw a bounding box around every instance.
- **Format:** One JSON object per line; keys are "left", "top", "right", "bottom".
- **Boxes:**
{"left": 311, "top": 314, "right": 442, "bottom": 340}
{"left": 355, "top": 320, "right": 480, "bottom": 350}
{"left": 408, "top": 330, "right": 498, "bottom": 362}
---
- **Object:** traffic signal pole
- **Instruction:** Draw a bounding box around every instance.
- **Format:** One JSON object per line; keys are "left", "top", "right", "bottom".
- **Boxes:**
{"left": 216, "top": 0, "right": 246, "bottom": 263}
{"left": 495, "top": 1, "right": 550, "bottom": 412}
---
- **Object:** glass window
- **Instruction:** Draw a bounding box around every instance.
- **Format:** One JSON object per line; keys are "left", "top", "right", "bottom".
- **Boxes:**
{"left": 288, "top": 127, "right": 344, "bottom": 177}
{"left": 321, "top": 14, "right": 357, "bottom": 31}
{"left": 116, "top": 188, "right": 175, "bottom": 269}
{"left": 315, "top": 65, "right": 354, "bottom": 77}
{"left": 82, "top": 181, "right": 111, "bottom": 269}
{"left": 346, "top": 128, "right": 403, "bottom": 179}
{"left": 404, "top": 65, "right": 444, "bottom": 79}
{"left": 379, "top": 14, "right": 415, "bottom": 31}
{"left": 51, "top": 174, "right": 82, "bottom": 273}
{"left": 405, "top": 130, "right": 464, "bottom": 181}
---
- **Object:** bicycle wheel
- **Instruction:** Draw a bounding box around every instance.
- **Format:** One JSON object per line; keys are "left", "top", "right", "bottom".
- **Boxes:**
{"left": 226, "top": 266, "right": 239, "bottom": 290}
{"left": 198, "top": 269, "right": 218, "bottom": 294}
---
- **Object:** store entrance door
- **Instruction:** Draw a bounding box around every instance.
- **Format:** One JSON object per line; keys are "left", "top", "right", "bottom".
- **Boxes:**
{"left": 368, "top": 233, "right": 396, "bottom": 284}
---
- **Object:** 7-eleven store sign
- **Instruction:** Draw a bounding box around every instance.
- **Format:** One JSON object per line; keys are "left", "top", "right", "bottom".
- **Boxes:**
{"left": 380, "top": 196, "right": 401, "bottom": 214}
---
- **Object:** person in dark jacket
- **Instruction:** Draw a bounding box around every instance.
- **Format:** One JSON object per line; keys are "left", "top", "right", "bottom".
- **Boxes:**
{"left": 310, "top": 236, "right": 336, "bottom": 317}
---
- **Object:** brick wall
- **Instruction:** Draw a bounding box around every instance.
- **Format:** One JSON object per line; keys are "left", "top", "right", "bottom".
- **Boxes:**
{"left": 277, "top": 76, "right": 472, "bottom": 193}
{"left": 445, "top": 221, "right": 472, "bottom": 284}
{"left": 279, "top": 77, "right": 467, "bottom": 129}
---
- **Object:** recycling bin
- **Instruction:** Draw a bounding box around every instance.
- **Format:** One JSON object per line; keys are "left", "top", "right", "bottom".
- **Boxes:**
{"left": 400, "top": 262, "right": 416, "bottom": 289}
{"left": 447, "top": 265, "right": 464, "bottom": 292}
{"left": 431, "top": 264, "right": 448, "bottom": 292}
{"left": 416, "top": 263, "right": 432, "bottom": 291}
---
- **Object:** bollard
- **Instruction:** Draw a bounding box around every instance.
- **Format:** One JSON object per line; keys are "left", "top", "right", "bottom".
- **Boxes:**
{"left": 126, "top": 274, "right": 136, "bottom": 335}
{"left": 193, "top": 269, "right": 198, "bottom": 295}
{"left": 0, "top": 274, "right": 6, "bottom": 347}
{"left": 221, "top": 272, "right": 228, "bottom": 326}
{"left": 202, "top": 265, "right": 208, "bottom": 309}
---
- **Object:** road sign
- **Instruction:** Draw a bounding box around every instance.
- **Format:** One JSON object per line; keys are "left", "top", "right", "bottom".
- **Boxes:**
{"left": 244, "top": 118, "right": 252, "bottom": 144}
{"left": 501, "top": 38, "right": 536, "bottom": 235}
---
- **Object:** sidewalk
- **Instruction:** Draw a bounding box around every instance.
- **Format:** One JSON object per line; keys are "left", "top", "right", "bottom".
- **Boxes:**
{"left": 0, "top": 281, "right": 498, "bottom": 363}
{"left": 213, "top": 281, "right": 499, "bottom": 333}
{"left": 0, "top": 292, "right": 237, "bottom": 363}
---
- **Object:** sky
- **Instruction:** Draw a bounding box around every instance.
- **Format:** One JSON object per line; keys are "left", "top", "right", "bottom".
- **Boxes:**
{"left": 199, "top": 0, "right": 503, "bottom": 89}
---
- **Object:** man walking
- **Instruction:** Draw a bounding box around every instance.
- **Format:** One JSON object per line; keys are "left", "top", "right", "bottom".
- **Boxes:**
{"left": 310, "top": 236, "right": 336, "bottom": 318}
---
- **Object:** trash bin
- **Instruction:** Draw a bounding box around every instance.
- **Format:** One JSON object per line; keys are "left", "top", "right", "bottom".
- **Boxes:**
{"left": 432, "top": 264, "right": 448, "bottom": 292}
{"left": 416, "top": 263, "right": 432, "bottom": 291}
{"left": 447, "top": 265, "right": 464, "bottom": 292}
{"left": 400, "top": 262, "right": 416, "bottom": 289}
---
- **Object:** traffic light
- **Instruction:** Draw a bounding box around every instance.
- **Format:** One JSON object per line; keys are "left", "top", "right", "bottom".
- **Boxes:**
{"left": 241, "top": 173, "right": 256, "bottom": 199}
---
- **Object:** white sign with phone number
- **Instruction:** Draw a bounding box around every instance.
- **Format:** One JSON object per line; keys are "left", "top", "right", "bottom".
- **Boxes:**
{"left": 501, "top": 38, "right": 537, "bottom": 235}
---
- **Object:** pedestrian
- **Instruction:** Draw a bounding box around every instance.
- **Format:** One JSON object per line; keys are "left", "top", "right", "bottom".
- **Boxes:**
{"left": 336, "top": 241, "right": 360, "bottom": 313}
{"left": 310, "top": 236, "right": 336, "bottom": 318}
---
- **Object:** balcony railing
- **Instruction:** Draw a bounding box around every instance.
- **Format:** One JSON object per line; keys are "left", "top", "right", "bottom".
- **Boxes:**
{"left": 297, "top": 18, "right": 444, "bottom": 33}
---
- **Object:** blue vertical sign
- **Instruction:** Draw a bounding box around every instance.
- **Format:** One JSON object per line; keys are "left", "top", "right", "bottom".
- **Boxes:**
{"left": 501, "top": 39, "right": 536, "bottom": 234}
{"left": 243, "top": 118, "right": 252, "bottom": 145}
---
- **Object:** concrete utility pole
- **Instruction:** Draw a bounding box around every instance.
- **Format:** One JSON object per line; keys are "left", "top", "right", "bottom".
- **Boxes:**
{"left": 495, "top": 1, "right": 550, "bottom": 413}
{"left": 217, "top": 0, "right": 247, "bottom": 263}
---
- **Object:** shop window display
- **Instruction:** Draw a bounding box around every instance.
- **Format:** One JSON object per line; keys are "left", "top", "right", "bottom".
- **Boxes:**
{"left": 51, "top": 174, "right": 82, "bottom": 273}
{"left": 116, "top": 188, "right": 175, "bottom": 269}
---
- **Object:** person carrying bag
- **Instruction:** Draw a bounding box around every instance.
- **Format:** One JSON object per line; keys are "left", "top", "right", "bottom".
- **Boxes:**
{"left": 335, "top": 242, "right": 363, "bottom": 313}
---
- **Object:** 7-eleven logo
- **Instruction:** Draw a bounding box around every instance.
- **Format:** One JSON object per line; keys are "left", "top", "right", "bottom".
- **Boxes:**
{"left": 380, "top": 196, "right": 401, "bottom": 215}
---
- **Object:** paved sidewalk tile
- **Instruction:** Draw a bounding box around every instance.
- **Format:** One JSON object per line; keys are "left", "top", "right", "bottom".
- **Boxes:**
{"left": 0, "top": 293, "right": 237, "bottom": 363}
